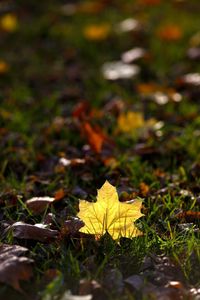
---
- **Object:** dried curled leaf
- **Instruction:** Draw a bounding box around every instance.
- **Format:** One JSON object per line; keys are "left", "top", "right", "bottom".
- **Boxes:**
{"left": 26, "top": 196, "right": 55, "bottom": 214}
{"left": 77, "top": 181, "right": 144, "bottom": 240}
{"left": 8, "top": 222, "right": 58, "bottom": 242}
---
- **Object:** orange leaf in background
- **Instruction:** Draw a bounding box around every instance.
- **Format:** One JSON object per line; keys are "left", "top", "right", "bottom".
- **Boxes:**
{"left": 138, "top": 0, "right": 161, "bottom": 5}
{"left": 78, "top": 2, "right": 105, "bottom": 14}
{"left": 54, "top": 188, "right": 65, "bottom": 201}
{"left": 72, "top": 101, "right": 90, "bottom": 119}
{"left": 0, "top": 14, "right": 18, "bottom": 32}
{"left": 137, "top": 83, "right": 182, "bottom": 103}
{"left": 82, "top": 122, "right": 106, "bottom": 153}
{"left": 89, "top": 108, "right": 104, "bottom": 119}
{"left": 102, "top": 157, "right": 118, "bottom": 169}
{"left": 175, "top": 210, "right": 200, "bottom": 221}
{"left": 157, "top": 24, "right": 183, "bottom": 41}
{"left": 153, "top": 168, "right": 166, "bottom": 178}
{"left": 139, "top": 182, "right": 150, "bottom": 197}
{"left": 137, "top": 83, "right": 158, "bottom": 95}
{"left": 83, "top": 24, "right": 111, "bottom": 41}
{"left": 0, "top": 60, "right": 9, "bottom": 74}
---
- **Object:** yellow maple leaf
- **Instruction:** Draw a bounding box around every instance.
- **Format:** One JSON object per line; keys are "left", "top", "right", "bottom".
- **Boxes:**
{"left": 77, "top": 181, "right": 144, "bottom": 240}
{"left": 118, "top": 111, "right": 144, "bottom": 133}
{"left": 117, "top": 111, "right": 157, "bottom": 134}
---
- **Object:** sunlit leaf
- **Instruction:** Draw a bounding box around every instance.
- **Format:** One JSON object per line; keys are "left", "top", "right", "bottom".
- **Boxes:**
{"left": 77, "top": 181, "right": 144, "bottom": 240}
{"left": 118, "top": 111, "right": 144, "bottom": 132}
{"left": 117, "top": 111, "right": 157, "bottom": 133}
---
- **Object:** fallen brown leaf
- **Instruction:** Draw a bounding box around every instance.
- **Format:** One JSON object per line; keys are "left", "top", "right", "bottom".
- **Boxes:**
{"left": 175, "top": 210, "right": 200, "bottom": 221}
{"left": 8, "top": 222, "right": 58, "bottom": 242}
{"left": 0, "top": 243, "right": 33, "bottom": 292}
{"left": 61, "top": 218, "right": 84, "bottom": 237}
{"left": 79, "top": 279, "right": 103, "bottom": 299}
{"left": 124, "top": 275, "right": 144, "bottom": 291}
{"left": 25, "top": 196, "right": 55, "bottom": 214}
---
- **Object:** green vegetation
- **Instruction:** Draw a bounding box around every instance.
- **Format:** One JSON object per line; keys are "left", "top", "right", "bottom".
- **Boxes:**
{"left": 0, "top": 0, "right": 200, "bottom": 299}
